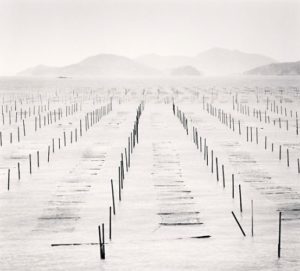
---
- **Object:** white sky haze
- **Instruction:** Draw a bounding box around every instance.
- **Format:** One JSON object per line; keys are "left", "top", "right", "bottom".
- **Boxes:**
{"left": 0, "top": 0, "right": 299, "bottom": 75}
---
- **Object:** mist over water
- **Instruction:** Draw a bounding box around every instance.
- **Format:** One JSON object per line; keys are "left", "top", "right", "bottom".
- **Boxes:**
{"left": 1, "top": 75, "right": 300, "bottom": 92}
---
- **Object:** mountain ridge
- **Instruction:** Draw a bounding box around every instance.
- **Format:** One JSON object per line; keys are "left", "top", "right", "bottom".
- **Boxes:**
{"left": 245, "top": 61, "right": 300, "bottom": 75}
{"left": 136, "top": 48, "right": 276, "bottom": 75}
{"left": 18, "top": 54, "right": 162, "bottom": 77}
{"left": 18, "top": 48, "right": 277, "bottom": 77}
{"left": 170, "top": 65, "right": 202, "bottom": 76}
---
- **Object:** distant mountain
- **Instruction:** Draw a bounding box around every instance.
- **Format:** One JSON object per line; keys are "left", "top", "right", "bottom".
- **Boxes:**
{"left": 19, "top": 49, "right": 277, "bottom": 77}
{"left": 170, "top": 66, "right": 202, "bottom": 76}
{"left": 245, "top": 61, "right": 300, "bottom": 75}
{"left": 18, "top": 54, "right": 161, "bottom": 77}
{"left": 136, "top": 54, "right": 192, "bottom": 71}
{"left": 195, "top": 48, "right": 276, "bottom": 75}
{"left": 18, "top": 65, "right": 59, "bottom": 77}
{"left": 136, "top": 48, "right": 276, "bottom": 75}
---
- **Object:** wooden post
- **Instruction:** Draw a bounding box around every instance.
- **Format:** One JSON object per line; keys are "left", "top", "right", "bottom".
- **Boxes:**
{"left": 206, "top": 146, "right": 209, "bottom": 166}
{"left": 232, "top": 174, "right": 235, "bottom": 199}
{"left": 265, "top": 136, "right": 267, "bottom": 150}
{"left": 128, "top": 137, "right": 131, "bottom": 168}
{"left": 278, "top": 211, "right": 282, "bottom": 258}
{"left": 215, "top": 157, "right": 219, "bottom": 181}
{"left": 204, "top": 139, "right": 206, "bottom": 160}
{"left": 231, "top": 211, "right": 246, "bottom": 236}
{"left": 119, "top": 164, "right": 123, "bottom": 189}
{"left": 125, "top": 148, "right": 128, "bottom": 172}
{"left": 279, "top": 117, "right": 282, "bottom": 128}
{"left": 111, "top": 179, "right": 116, "bottom": 214}
{"left": 222, "top": 165, "right": 225, "bottom": 188}
{"left": 80, "top": 119, "right": 82, "bottom": 136}
{"left": 29, "top": 154, "right": 32, "bottom": 174}
{"left": 211, "top": 150, "right": 214, "bottom": 173}
{"left": 37, "top": 151, "right": 40, "bottom": 167}
{"left": 239, "top": 184, "right": 243, "bottom": 213}
{"left": 109, "top": 207, "right": 112, "bottom": 240}
{"left": 22, "top": 119, "right": 26, "bottom": 136}
{"left": 7, "top": 169, "right": 10, "bottom": 191}
{"left": 279, "top": 145, "right": 282, "bottom": 160}
{"left": 18, "top": 162, "right": 20, "bottom": 180}
{"left": 118, "top": 168, "right": 121, "bottom": 201}
{"left": 130, "top": 132, "right": 133, "bottom": 153}
{"left": 200, "top": 136, "right": 202, "bottom": 152}
{"left": 251, "top": 200, "right": 254, "bottom": 237}
{"left": 256, "top": 127, "right": 258, "bottom": 144}
{"left": 101, "top": 224, "right": 105, "bottom": 259}
{"left": 98, "top": 225, "right": 103, "bottom": 260}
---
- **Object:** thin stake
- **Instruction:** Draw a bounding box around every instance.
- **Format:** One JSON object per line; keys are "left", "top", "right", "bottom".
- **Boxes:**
{"left": 7, "top": 169, "right": 10, "bottom": 190}
{"left": 125, "top": 148, "right": 128, "bottom": 172}
{"left": 101, "top": 224, "right": 105, "bottom": 259}
{"left": 37, "top": 151, "right": 40, "bottom": 167}
{"left": 109, "top": 207, "right": 112, "bottom": 240}
{"left": 111, "top": 179, "right": 116, "bottom": 214}
{"left": 216, "top": 157, "right": 219, "bottom": 181}
{"left": 265, "top": 136, "right": 267, "bottom": 150}
{"left": 279, "top": 145, "right": 282, "bottom": 160}
{"left": 128, "top": 137, "right": 131, "bottom": 167}
{"left": 118, "top": 169, "right": 121, "bottom": 201}
{"left": 239, "top": 184, "right": 243, "bottom": 213}
{"left": 47, "top": 145, "right": 50, "bottom": 162}
{"left": 17, "top": 162, "right": 20, "bottom": 180}
{"left": 222, "top": 165, "right": 225, "bottom": 188}
{"left": 232, "top": 174, "right": 235, "bottom": 199}
{"left": 29, "top": 154, "right": 32, "bottom": 174}
{"left": 231, "top": 211, "right": 246, "bottom": 236}
{"left": 251, "top": 200, "right": 254, "bottom": 237}
{"left": 211, "top": 150, "right": 214, "bottom": 173}
{"left": 98, "top": 225, "right": 103, "bottom": 260}
{"left": 278, "top": 211, "right": 282, "bottom": 258}
{"left": 256, "top": 127, "right": 258, "bottom": 144}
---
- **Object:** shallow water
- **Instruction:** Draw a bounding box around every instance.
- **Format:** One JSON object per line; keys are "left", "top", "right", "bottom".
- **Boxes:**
{"left": 0, "top": 75, "right": 299, "bottom": 270}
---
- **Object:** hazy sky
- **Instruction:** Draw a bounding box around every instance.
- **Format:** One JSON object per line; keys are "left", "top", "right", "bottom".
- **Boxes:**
{"left": 0, "top": 0, "right": 299, "bottom": 75}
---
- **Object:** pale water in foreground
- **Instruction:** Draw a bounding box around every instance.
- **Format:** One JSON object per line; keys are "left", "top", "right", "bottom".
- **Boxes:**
{"left": 0, "top": 76, "right": 299, "bottom": 270}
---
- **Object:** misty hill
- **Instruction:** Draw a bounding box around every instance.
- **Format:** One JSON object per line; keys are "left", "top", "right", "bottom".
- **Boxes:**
{"left": 136, "top": 54, "right": 191, "bottom": 71}
{"left": 18, "top": 49, "right": 277, "bottom": 77}
{"left": 170, "top": 66, "right": 202, "bottom": 76}
{"left": 245, "top": 61, "right": 300, "bottom": 75}
{"left": 18, "top": 65, "right": 59, "bottom": 77}
{"left": 18, "top": 54, "right": 161, "bottom": 77}
{"left": 136, "top": 48, "right": 275, "bottom": 75}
